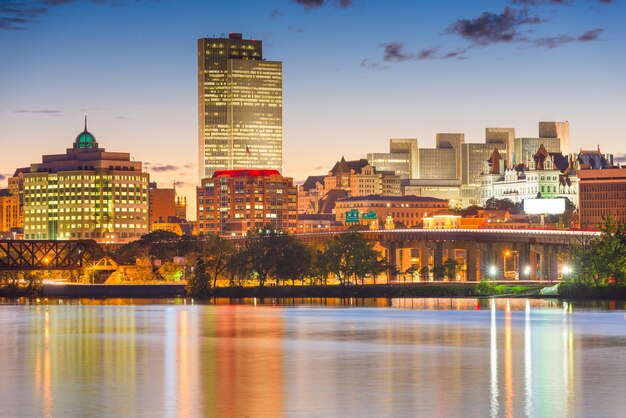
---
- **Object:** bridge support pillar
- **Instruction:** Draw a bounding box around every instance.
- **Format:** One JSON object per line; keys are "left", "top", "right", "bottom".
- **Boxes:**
{"left": 434, "top": 241, "right": 444, "bottom": 280}
{"left": 466, "top": 242, "right": 478, "bottom": 282}
{"left": 548, "top": 245, "right": 559, "bottom": 281}
{"left": 518, "top": 243, "right": 531, "bottom": 281}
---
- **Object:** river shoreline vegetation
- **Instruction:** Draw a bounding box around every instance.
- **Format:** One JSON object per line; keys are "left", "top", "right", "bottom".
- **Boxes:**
{"left": 559, "top": 215, "right": 626, "bottom": 298}
{"left": 2, "top": 217, "right": 626, "bottom": 300}
{"left": 0, "top": 271, "right": 42, "bottom": 297}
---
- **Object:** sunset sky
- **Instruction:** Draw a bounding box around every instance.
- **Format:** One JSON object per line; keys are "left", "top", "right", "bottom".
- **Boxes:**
{"left": 1, "top": 0, "right": 625, "bottom": 217}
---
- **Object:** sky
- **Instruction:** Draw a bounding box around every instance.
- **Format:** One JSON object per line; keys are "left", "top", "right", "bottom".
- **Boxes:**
{"left": 1, "top": 0, "right": 625, "bottom": 219}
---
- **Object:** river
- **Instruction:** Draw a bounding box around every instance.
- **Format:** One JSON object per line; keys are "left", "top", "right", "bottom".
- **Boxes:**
{"left": 0, "top": 298, "right": 625, "bottom": 417}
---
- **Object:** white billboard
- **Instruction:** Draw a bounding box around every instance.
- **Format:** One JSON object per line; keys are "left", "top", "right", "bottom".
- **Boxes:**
{"left": 523, "top": 198, "right": 566, "bottom": 215}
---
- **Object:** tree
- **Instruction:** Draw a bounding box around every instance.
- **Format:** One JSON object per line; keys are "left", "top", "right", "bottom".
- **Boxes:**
{"left": 419, "top": 266, "right": 431, "bottom": 281}
{"left": 485, "top": 198, "right": 522, "bottom": 214}
{"left": 460, "top": 205, "right": 482, "bottom": 217}
{"left": 274, "top": 235, "right": 312, "bottom": 285}
{"left": 198, "top": 235, "right": 235, "bottom": 288}
{"left": 568, "top": 215, "right": 626, "bottom": 286}
{"left": 242, "top": 229, "right": 285, "bottom": 287}
{"left": 187, "top": 258, "right": 209, "bottom": 296}
{"left": 158, "top": 261, "right": 183, "bottom": 281}
{"left": 443, "top": 258, "right": 463, "bottom": 281}
{"left": 322, "top": 231, "right": 384, "bottom": 285}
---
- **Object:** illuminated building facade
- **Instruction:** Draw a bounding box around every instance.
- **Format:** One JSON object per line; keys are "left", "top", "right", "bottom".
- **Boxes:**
{"left": 198, "top": 33, "right": 282, "bottom": 180}
{"left": 479, "top": 145, "right": 578, "bottom": 207}
{"left": 577, "top": 150, "right": 624, "bottom": 230}
{"left": 17, "top": 122, "right": 149, "bottom": 242}
{"left": 0, "top": 190, "right": 22, "bottom": 232}
{"left": 367, "top": 138, "right": 418, "bottom": 179}
{"left": 486, "top": 127, "right": 515, "bottom": 165}
{"left": 148, "top": 182, "right": 188, "bottom": 229}
{"left": 196, "top": 169, "right": 297, "bottom": 236}
{"left": 335, "top": 195, "right": 448, "bottom": 228}
{"left": 298, "top": 158, "right": 400, "bottom": 214}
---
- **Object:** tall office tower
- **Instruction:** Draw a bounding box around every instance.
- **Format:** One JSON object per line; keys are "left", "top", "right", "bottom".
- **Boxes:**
{"left": 367, "top": 138, "right": 418, "bottom": 179}
{"left": 198, "top": 33, "right": 283, "bottom": 180}
{"left": 433, "top": 133, "right": 464, "bottom": 180}
{"left": 461, "top": 143, "right": 508, "bottom": 186}
{"left": 514, "top": 137, "right": 561, "bottom": 166}
{"left": 539, "top": 121, "right": 570, "bottom": 155}
{"left": 389, "top": 138, "right": 419, "bottom": 178}
{"left": 485, "top": 127, "right": 515, "bottom": 165}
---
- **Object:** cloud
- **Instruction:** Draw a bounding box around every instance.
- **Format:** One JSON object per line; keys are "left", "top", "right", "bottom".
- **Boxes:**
{"left": 270, "top": 9, "right": 284, "bottom": 18}
{"left": 183, "top": 164, "right": 195, "bottom": 170}
{"left": 14, "top": 109, "right": 61, "bottom": 114}
{"left": 288, "top": 25, "right": 304, "bottom": 33}
{"left": 291, "top": 0, "right": 352, "bottom": 10}
{"left": 379, "top": 43, "right": 467, "bottom": 63}
{"left": 0, "top": 174, "right": 6, "bottom": 180}
{"left": 446, "top": 7, "right": 543, "bottom": 47}
{"left": 151, "top": 164, "right": 180, "bottom": 173}
{"left": 533, "top": 28, "right": 604, "bottom": 47}
{"left": 360, "top": 58, "right": 388, "bottom": 70}
{"left": 0, "top": 0, "right": 157, "bottom": 30}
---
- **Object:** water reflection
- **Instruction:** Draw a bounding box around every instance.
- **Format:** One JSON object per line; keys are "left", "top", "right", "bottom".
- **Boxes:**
{"left": 0, "top": 299, "right": 625, "bottom": 417}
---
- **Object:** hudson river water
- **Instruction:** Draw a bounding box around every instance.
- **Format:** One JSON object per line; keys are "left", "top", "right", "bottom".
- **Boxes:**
{"left": 1, "top": 298, "right": 625, "bottom": 417}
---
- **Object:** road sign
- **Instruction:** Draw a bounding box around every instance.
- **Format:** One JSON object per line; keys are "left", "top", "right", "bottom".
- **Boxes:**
{"left": 361, "top": 211, "right": 377, "bottom": 220}
{"left": 345, "top": 209, "right": 360, "bottom": 223}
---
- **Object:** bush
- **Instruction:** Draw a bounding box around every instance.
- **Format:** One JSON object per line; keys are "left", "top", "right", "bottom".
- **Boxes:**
{"left": 476, "top": 280, "right": 497, "bottom": 295}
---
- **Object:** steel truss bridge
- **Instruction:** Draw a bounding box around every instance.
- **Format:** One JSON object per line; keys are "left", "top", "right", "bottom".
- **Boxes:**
{"left": 0, "top": 240, "right": 98, "bottom": 271}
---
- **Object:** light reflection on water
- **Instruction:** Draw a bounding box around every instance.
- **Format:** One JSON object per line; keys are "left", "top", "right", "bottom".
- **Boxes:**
{"left": 0, "top": 298, "right": 625, "bottom": 417}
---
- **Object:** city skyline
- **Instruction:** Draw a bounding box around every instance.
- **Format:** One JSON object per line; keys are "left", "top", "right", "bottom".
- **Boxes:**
{"left": 1, "top": 0, "right": 625, "bottom": 216}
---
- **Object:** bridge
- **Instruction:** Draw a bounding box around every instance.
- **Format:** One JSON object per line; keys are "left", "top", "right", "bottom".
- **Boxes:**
{"left": 0, "top": 240, "right": 98, "bottom": 271}
{"left": 290, "top": 228, "right": 601, "bottom": 282}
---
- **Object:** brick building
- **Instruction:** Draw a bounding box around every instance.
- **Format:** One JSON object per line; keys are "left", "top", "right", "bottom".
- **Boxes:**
{"left": 197, "top": 169, "right": 297, "bottom": 236}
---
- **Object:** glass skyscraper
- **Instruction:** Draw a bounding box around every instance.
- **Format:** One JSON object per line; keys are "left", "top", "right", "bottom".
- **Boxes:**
{"left": 198, "top": 33, "right": 283, "bottom": 180}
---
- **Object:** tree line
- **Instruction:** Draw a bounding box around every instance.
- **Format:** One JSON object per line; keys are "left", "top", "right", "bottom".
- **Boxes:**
{"left": 108, "top": 229, "right": 387, "bottom": 296}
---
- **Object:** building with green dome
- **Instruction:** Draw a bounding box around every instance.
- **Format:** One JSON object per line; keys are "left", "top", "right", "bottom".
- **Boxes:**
{"left": 15, "top": 120, "right": 150, "bottom": 243}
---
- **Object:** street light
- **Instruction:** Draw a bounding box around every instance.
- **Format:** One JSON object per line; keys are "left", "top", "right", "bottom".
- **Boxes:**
{"left": 562, "top": 265, "right": 571, "bottom": 278}
{"left": 489, "top": 265, "right": 497, "bottom": 279}
{"left": 524, "top": 265, "right": 531, "bottom": 277}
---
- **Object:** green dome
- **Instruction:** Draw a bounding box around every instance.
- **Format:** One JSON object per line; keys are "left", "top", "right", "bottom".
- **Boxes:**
{"left": 74, "top": 117, "right": 98, "bottom": 149}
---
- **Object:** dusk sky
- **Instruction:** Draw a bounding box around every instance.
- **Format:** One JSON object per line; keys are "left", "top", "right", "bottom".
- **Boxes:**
{"left": 1, "top": 0, "right": 625, "bottom": 217}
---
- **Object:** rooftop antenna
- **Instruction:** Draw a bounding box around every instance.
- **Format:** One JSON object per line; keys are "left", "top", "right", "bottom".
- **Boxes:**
{"left": 84, "top": 115, "right": 88, "bottom": 132}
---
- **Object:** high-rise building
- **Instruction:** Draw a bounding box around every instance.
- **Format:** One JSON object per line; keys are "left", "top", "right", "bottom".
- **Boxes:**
{"left": 367, "top": 138, "right": 418, "bottom": 180}
{"left": 514, "top": 137, "right": 561, "bottom": 166}
{"left": 434, "top": 133, "right": 464, "bottom": 181}
{"left": 16, "top": 121, "right": 149, "bottom": 242}
{"left": 539, "top": 121, "right": 570, "bottom": 155}
{"left": 196, "top": 169, "right": 297, "bottom": 236}
{"left": 198, "top": 33, "right": 282, "bottom": 180}
{"left": 485, "top": 127, "right": 515, "bottom": 164}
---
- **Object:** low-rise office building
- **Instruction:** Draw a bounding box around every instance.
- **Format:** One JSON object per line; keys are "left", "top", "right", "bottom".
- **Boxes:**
{"left": 335, "top": 195, "right": 448, "bottom": 228}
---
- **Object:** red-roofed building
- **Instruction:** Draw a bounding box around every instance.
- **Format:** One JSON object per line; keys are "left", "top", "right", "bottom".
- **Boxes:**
{"left": 196, "top": 169, "right": 297, "bottom": 236}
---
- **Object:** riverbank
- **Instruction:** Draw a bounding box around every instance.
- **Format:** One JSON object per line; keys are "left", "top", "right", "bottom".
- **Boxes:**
{"left": 1, "top": 282, "right": 623, "bottom": 300}
{"left": 557, "top": 282, "right": 626, "bottom": 299}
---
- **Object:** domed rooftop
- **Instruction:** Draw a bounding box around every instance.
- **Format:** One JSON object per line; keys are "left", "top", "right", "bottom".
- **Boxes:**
{"left": 74, "top": 116, "right": 98, "bottom": 149}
